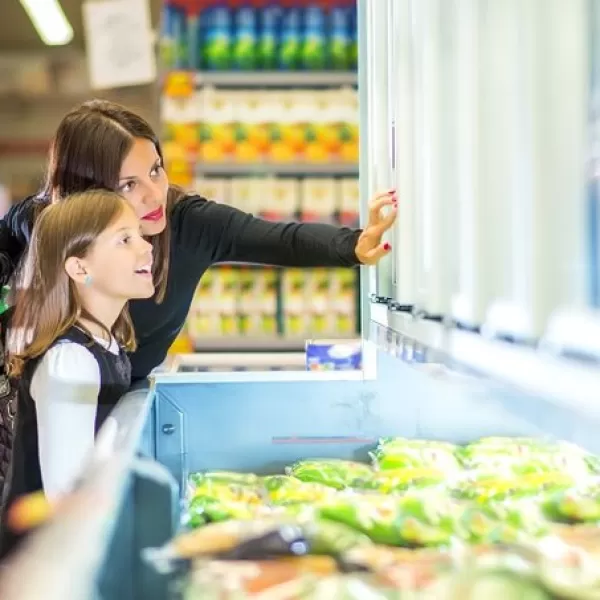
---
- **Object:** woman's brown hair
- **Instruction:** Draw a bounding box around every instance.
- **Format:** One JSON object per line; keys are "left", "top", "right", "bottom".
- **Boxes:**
{"left": 6, "top": 190, "right": 137, "bottom": 377}
{"left": 40, "top": 99, "right": 183, "bottom": 302}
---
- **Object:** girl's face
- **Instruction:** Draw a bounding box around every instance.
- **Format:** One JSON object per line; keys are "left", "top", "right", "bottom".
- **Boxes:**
{"left": 117, "top": 138, "right": 169, "bottom": 236}
{"left": 68, "top": 204, "right": 155, "bottom": 302}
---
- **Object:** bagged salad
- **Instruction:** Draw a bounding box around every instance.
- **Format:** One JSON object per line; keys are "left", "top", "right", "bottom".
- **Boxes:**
{"left": 319, "top": 491, "right": 458, "bottom": 548}
{"left": 287, "top": 459, "right": 375, "bottom": 490}
{"left": 370, "top": 438, "right": 461, "bottom": 472}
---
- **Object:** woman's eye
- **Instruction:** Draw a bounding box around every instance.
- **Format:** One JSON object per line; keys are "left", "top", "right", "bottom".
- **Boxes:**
{"left": 121, "top": 181, "right": 135, "bottom": 193}
{"left": 150, "top": 165, "right": 162, "bottom": 178}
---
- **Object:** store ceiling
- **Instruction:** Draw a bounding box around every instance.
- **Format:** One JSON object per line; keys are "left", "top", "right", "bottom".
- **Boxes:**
{"left": 0, "top": 0, "right": 161, "bottom": 52}
{"left": 0, "top": 0, "right": 85, "bottom": 51}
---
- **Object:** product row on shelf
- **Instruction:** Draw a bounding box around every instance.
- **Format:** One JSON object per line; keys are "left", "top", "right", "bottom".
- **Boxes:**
{"left": 161, "top": 87, "right": 359, "bottom": 180}
{"left": 194, "top": 176, "right": 359, "bottom": 225}
{"left": 160, "top": 0, "right": 358, "bottom": 72}
{"left": 183, "top": 266, "right": 358, "bottom": 345}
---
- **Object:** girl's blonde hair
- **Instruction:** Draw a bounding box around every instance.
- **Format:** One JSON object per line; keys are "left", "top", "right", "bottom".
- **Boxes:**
{"left": 7, "top": 190, "right": 137, "bottom": 377}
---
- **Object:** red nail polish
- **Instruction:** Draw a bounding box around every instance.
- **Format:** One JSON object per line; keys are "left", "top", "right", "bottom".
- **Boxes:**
{"left": 388, "top": 189, "right": 396, "bottom": 194}
{"left": 383, "top": 242, "right": 391, "bottom": 251}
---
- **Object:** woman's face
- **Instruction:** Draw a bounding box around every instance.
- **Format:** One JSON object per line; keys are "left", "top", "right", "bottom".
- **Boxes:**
{"left": 118, "top": 138, "right": 169, "bottom": 236}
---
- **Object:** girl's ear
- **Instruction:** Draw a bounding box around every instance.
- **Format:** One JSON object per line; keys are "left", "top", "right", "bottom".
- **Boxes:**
{"left": 64, "top": 257, "right": 88, "bottom": 285}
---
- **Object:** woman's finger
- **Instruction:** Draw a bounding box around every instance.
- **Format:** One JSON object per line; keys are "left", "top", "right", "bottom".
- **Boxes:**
{"left": 368, "top": 191, "right": 397, "bottom": 224}
{"left": 369, "top": 204, "right": 398, "bottom": 236}
{"left": 362, "top": 242, "right": 393, "bottom": 264}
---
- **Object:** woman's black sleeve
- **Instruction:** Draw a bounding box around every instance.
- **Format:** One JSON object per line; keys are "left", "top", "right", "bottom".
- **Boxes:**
{"left": 175, "top": 195, "right": 363, "bottom": 267}
{"left": 0, "top": 197, "right": 37, "bottom": 286}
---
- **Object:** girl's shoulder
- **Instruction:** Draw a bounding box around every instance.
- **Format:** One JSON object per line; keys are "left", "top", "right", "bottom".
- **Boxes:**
{"left": 31, "top": 341, "right": 100, "bottom": 392}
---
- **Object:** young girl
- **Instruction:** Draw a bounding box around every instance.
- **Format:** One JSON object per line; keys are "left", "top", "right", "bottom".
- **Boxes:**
{"left": 0, "top": 189, "right": 153, "bottom": 556}
{"left": 0, "top": 100, "right": 397, "bottom": 381}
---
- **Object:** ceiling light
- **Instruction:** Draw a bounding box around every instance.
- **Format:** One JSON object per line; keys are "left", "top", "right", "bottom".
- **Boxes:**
{"left": 20, "top": 0, "right": 74, "bottom": 46}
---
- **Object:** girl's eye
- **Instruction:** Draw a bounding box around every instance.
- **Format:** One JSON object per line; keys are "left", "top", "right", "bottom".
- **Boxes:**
{"left": 120, "top": 235, "right": 131, "bottom": 245}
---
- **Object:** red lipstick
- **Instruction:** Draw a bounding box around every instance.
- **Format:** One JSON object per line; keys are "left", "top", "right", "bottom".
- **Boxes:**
{"left": 142, "top": 206, "right": 164, "bottom": 222}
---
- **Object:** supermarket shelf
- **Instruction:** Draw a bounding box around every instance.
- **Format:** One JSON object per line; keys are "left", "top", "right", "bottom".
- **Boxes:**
{"left": 194, "top": 71, "right": 358, "bottom": 88}
{"left": 194, "top": 337, "right": 306, "bottom": 352}
{"left": 193, "top": 336, "right": 355, "bottom": 352}
{"left": 165, "top": 352, "right": 306, "bottom": 373}
{"left": 195, "top": 162, "right": 358, "bottom": 176}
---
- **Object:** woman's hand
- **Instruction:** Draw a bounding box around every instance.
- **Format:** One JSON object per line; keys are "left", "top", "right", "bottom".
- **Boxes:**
{"left": 354, "top": 190, "right": 398, "bottom": 265}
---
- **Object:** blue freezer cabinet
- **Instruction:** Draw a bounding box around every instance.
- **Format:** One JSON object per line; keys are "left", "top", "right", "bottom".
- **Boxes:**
{"left": 7, "top": 348, "right": 600, "bottom": 600}
{"left": 105, "top": 349, "right": 600, "bottom": 599}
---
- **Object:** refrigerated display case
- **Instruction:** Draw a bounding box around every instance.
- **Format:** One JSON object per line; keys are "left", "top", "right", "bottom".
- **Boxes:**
{"left": 7, "top": 1, "right": 600, "bottom": 598}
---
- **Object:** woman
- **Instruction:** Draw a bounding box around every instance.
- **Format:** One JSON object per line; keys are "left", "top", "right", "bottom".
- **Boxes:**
{"left": 0, "top": 100, "right": 397, "bottom": 380}
{"left": 1, "top": 190, "right": 153, "bottom": 556}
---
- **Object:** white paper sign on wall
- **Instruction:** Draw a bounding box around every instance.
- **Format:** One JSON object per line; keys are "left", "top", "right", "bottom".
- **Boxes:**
{"left": 82, "top": 0, "right": 156, "bottom": 90}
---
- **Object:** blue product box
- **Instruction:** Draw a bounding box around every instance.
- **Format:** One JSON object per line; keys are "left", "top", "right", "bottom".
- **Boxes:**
{"left": 305, "top": 339, "right": 362, "bottom": 371}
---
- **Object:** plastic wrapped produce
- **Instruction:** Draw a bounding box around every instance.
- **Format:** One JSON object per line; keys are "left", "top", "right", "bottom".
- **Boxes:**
{"left": 453, "top": 472, "right": 575, "bottom": 502}
{"left": 189, "top": 478, "right": 263, "bottom": 504}
{"left": 263, "top": 475, "right": 337, "bottom": 505}
{"left": 319, "top": 492, "right": 457, "bottom": 548}
{"left": 287, "top": 459, "right": 374, "bottom": 490}
{"left": 457, "top": 500, "right": 550, "bottom": 545}
{"left": 185, "top": 496, "right": 277, "bottom": 527}
{"left": 300, "top": 519, "right": 373, "bottom": 555}
{"left": 456, "top": 438, "right": 592, "bottom": 478}
{"left": 188, "top": 471, "right": 260, "bottom": 488}
{"left": 371, "top": 438, "right": 461, "bottom": 472}
{"left": 543, "top": 489, "right": 600, "bottom": 524}
{"left": 356, "top": 467, "right": 446, "bottom": 493}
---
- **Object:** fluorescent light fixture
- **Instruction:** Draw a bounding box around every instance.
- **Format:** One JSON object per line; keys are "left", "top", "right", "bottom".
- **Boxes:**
{"left": 20, "top": 0, "right": 74, "bottom": 46}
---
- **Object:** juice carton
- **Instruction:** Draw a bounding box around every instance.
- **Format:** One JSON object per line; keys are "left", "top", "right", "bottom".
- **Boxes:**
{"left": 300, "top": 178, "right": 337, "bottom": 223}
{"left": 203, "top": 1, "right": 232, "bottom": 70}
{"left": 301, "top": 4, "right": 327, "bottom": 70}
{"left": 296, "top": 91, "right": 320, "bottom": 162}
{"left": 279, "top": 0, "right": 302, "bottom": 70}
{"left": 200, "top": 89, "right": 236, "bottom": 162}
{"left": 329, "top": 2, "right": 352, "bottom": 70}
{"left": 237, "top": 267, "right": 260, "bottom": 335}
{"left": 305, "top": 268, "right": 336, "bottom": 335}
{"left": 349, "top": 1, "right": 358, "bottom": 69}
{"left": 194, "top": 177, "right": 230, "bottom": 204}
{"left": 233, "top": 92, "right": 263, "bottom": 162}
{"left": 232, "top": 2, "right": 258, "bottom": 70}
{"left": 260, "top": 268, "right": 278, "bottom": 335}
{"left": 246, "top": 90, "right": 270, "bottom": 160}
{"left": 250, "top": 91, "right": 274, "bottom": 157}
{"left": 186, "top": 6, "right": 201, "bottom": 70}
{"left": 333, "top": 269, "right": 358, "bottom": 335}
{"left": 261, "top": 177, "right": 299, "bottom": 220}
{"left": 218, "top": 267, "right": 240, "bottom": 336}
{"left": 258, "top": 1, "right": 282, "bottom": 69}
{"left": 338, "top": 178, "right": 360, "bottom": 226}
{"left": 239, "top": 269, "right": 278, "bottom": 336}
{"left": 190, "top": 269, "right": 222, "bottom": 338}
{"left": 159, "top": 2, "right": 179, "bottom": 69}
{"left": 230, "top": 177, "right": 261, "bottom": 213}
{"left": 310, "top": 91, "right": 339, "bottom": 161}
{"left": 337, "top": 88, "right": 359, "bottom": 163}
{"left": 282, "top": 268, "right": 310, "bottom": 337}
{"left": 269, "top": 92, "right": 299, "bottom": 163}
